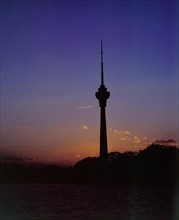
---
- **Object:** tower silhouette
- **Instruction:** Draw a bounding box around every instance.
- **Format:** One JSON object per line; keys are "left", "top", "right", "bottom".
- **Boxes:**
{"left": 95, "top": 42, "right": 110, "bottom": 160}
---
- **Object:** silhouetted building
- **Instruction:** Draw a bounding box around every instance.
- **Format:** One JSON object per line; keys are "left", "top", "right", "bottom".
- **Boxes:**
{"left": 96, "top": 42, "right": 110, "bottom": 160}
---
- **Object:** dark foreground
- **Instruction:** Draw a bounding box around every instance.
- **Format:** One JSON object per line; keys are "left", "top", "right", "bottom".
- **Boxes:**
{"left": 0, "top": 144, "right": 179, "bottom": 220}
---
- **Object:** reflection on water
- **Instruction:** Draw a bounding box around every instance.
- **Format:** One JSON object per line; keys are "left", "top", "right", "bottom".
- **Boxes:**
{"left": 0, "top": 184, "right": 178, "bottom": 220}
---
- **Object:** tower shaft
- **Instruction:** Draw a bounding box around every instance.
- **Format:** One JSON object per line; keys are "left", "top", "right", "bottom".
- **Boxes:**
{"left": 100, "top": 107, "right": 108, "bottom": 159}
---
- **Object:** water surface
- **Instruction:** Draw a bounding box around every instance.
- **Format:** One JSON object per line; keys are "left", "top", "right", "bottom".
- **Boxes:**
{"left": 0, "top": 184, "right": 178, "bottom": 220}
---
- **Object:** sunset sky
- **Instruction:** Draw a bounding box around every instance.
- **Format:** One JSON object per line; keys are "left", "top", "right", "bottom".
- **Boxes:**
{"left": 1, "top": 0, "right": 178, "bottom": 165}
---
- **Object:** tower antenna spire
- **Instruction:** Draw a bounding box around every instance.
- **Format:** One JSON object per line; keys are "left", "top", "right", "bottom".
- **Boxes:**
{"left": 101, "top": 40, "right": 104, "bottom": 85}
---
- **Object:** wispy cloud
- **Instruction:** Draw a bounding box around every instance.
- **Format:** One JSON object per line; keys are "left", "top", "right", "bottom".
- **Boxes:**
{"left": 154, "top": 139, "right": 176, "bottom": 144}
{"left": 109, "top": 128, "right": 132, "bottom": 136}
{"left": 0, "top": 155, "right": 34, "bottom": 162}
{"left": 76, "top": 105, "right": 94, "bottom": 110}
{"left": 82, "top": 125, "right": 88, "bottom": 130}
{"left": 109, "top": 127, "right": 177, "bottom": 150}
{"left": 109, "top": 127, "right": 155, "bottom": 148}
{"left": 133, "top": 136, "right": 142, "bottom": 144}
{"left": 124, "top": 131, "right": 132, "bottom": 135}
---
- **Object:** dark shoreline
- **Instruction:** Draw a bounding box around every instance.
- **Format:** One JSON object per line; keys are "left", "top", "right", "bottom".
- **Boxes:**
{"left": 1, "top": 144, "right": 179, "bottom": 185}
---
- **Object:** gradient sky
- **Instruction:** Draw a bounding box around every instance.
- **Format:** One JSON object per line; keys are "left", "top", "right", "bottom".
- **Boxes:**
{"left": 1, "top": 0, "right": 178, "bottom": 165}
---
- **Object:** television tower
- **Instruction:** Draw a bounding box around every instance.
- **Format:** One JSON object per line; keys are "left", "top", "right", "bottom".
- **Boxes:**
{"left": 95, "top": 41, "right": 110, "bottom": 160}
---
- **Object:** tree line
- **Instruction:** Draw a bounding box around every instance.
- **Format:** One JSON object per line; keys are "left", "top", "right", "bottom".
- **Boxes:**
{"left": 1, "top": 144, "right": 179, "bottom": 185}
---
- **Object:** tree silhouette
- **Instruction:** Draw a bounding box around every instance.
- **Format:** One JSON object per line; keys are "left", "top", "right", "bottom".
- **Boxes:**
{"left": 1, "top": 144, "right": 178, "bottom": 185}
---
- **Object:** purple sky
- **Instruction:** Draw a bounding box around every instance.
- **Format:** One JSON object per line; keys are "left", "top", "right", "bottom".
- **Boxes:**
{"left": 1, "top": 0, "right": 178, "bottom": 165}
